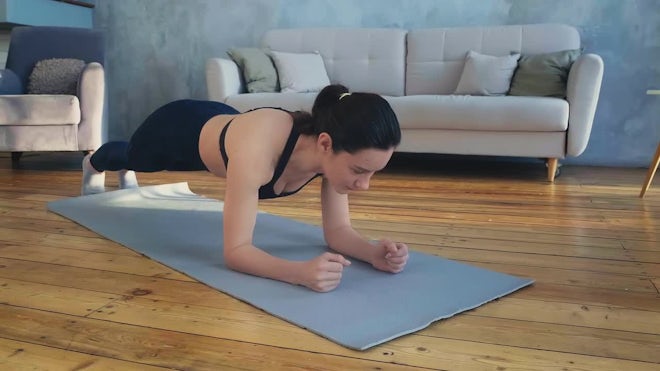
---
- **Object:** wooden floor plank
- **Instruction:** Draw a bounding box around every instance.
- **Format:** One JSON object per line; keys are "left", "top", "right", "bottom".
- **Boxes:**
{"left": 352, "top": 220, "right": 628, "bottom": 249}
{"left": 423, "top": 315, "right": 660, "bottom": 363}
{"left": 622, "top": 239, "right": 660, "bottom": 251}
{"left": 465, "top": 263, "right": 656, "bottom": 294}
{"left": 358, "top": 227, "right": 639, "bottom": 261}
{"left": 517, "top": 282, "right": 660, "bottom": 313}
{"left": 0, "top": 227, "right": 141, "bottom": 256}
{"left": 0, "top": 258, "right": 253, "bottom": 311}
{"left": 0, "top": 337, "right": 169, "bottom": 371}
{"left": 0, "top": 244, "right": 193, "bottom": 281}
{"left": 0, "top": 277, "right": 118, "bottom": 316}
{"left": 470, "top": 297, "right": 660, "bottom": 334}
{"left": 417, "top": 244, "right": 657, "bottom": 277}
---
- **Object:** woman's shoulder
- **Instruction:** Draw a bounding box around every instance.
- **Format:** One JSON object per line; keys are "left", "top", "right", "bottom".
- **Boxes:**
{"left": 245, "top": 106, "right": 292, "bottom": 115}
{"left": 239, "top": 107, "right": 293, "bottom": 131}
{"left": 228, "top": 107, "right": 293, "bottom": 148}
{"left": 226, "top": 108, "right": 294, "bottom": 180}
{"left": 243, "top": 107, "right": 292, "bottom": 119}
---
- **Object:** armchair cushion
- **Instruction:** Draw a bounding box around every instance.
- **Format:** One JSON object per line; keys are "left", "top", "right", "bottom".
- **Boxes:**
{"left": 0, "top": 95, "right": 80, "bottom": 126}
{"left": 27, "top": 58, "right": 86, "bottom": 95}
{"left": 0, "top": 69, "right": 22, "bottom": 95}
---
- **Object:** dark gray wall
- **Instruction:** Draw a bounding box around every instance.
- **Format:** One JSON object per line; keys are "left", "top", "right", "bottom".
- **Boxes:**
{"left": 95, "top": 0, "right": 660, "bottom": 167}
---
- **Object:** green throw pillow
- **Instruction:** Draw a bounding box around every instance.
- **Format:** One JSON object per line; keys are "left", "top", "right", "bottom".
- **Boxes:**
{"left": 508, "top": 49, "right": 581, "bottom": 98}
{"left": 227, "top": 47, "right": 279, "bottom": 93}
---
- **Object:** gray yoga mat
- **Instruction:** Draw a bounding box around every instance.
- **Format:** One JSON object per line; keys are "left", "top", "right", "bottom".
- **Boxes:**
{"left": 47, "top": 182, "right": 533, "bottom": 350}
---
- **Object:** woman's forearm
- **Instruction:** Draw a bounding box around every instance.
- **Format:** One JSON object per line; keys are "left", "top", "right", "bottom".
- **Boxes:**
{"left": 324, "top": 226, "right": 377, "bottom": 264}
{"left": 224, "top": 244, "right": 303, "bottom": 285}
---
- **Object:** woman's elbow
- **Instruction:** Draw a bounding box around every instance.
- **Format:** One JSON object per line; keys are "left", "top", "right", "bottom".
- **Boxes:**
{"left": 223, "top": 249, "right": 240, "bottom": 271}
{"left": 323, "top": 225, "right": 349, "bottom": 246}
{"left": 323, "top": 230, "right": 335, "bottom": 247}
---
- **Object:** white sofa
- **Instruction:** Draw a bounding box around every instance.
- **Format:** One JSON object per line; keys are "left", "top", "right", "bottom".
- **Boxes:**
{"left": 206, "top": 24, "right": 604, "bottom": 181}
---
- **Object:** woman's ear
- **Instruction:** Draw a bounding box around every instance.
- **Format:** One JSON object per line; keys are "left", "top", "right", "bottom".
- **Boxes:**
{"left": 317, "top": 132, "right": 333, "bottom": 153}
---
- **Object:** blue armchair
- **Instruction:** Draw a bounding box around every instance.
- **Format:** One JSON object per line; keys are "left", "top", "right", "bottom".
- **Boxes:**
{"left": 0, "top": 26, "right": 105, "bottom": 164}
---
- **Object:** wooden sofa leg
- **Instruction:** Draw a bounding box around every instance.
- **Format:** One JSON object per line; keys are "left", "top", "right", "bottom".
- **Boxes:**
{"left": 546, "top": 158, "right": 558, "bottom": 182}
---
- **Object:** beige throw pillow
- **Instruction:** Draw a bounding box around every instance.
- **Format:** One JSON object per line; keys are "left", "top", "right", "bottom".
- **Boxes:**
{"left": 269, "top": 51, "right": 330, "bottom": 93}
{"left": 454, "top": 51, "right": 520, "bottom": 96}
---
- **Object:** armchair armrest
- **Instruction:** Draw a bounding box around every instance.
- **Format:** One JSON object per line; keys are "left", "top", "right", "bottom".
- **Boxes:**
{"left": 77, "top": 62, "right": 105, "bottom": 151}
{"left": 206, "top": 58, "right": 244, "bottom": 102}
{"left": 0, "top": 69, "right": 23, "bottom": 95}
{"left": 566, "top": 53, "right": 604, "bottom": 157}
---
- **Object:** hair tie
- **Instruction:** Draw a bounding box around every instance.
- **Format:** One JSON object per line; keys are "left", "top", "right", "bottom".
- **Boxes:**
{"left": 339, "top": 92, "right": 351, "bottom": 100}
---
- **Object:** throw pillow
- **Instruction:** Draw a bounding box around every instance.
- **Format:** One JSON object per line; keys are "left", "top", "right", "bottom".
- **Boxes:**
{"left": 454, "top": 50, "right": 520, "bottom": 96}
{"left": 508, "top": 49, "right": 582, "bottom": 98}
{"left": 0, "top": 69, "right": 22, "bottom": 94}
{"left": 27, "top": 58, "right": 86, "bottom": 95}
{"left": 227, "top": 47, "right": 279, "bottom": 93}
{"left": 269, "top": 51, "right": 330, "bottom": 93}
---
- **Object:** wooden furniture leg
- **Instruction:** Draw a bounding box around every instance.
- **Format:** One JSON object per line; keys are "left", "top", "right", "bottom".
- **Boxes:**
{"left": 640, "top": 142, "right": 660, "bottom": 198}
{"left": 547, "top": 158, "right": 558, "bottom": 182}
{"left": 11, "top": 152, "right": 22, "bottom": 167}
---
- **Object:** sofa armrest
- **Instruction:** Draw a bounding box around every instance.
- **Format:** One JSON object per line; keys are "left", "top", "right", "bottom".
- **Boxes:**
{"left": 0, "top": 69, "right": 23, "bottom": 95}
{"left": 206, "top": 58, "right": 244, "bottom": 102}
{"left": 566, "top": 53, "right": 604, "bottom": 157}
{"left": 77, "top": 62, "right": 105, "bottom": 151}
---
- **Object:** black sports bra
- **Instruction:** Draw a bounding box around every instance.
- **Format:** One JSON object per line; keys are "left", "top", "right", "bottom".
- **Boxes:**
{"left": 219, "top": 108, "right": 320, "bottom": 199}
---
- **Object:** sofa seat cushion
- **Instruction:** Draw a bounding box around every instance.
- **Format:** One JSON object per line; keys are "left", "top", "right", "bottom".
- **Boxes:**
{"left": 388, "top": 95, "right": 568, "bottom": 132}
{"left": 225, "top": 92, "right": 317, "bottom": 113}
{"left": 0, "top": 95, "right": 81, "bottom": 126}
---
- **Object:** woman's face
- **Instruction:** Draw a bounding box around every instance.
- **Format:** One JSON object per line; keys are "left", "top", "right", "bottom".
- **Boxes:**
{"left": 322, "top": 147, "right": 394, "bottom": 194}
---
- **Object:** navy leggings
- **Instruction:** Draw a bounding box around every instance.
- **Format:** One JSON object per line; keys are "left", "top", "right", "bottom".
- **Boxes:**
{"left": 90, "top": 100, "right": 239, "bottom": 172}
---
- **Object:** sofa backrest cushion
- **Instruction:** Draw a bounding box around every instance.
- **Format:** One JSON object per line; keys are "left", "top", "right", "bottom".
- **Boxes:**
{"left": 263, "top": 28, "right": 407, "bottom": 96}
{"left": 406, "top": 24, "right": 580, "bottom": 95}
{"left": 7, "top": 26, "right": 104, "bottom": 94}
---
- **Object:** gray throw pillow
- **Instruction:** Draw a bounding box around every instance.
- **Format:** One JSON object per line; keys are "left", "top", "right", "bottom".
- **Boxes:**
{"left": 27, "top": 58, "right": 86, "bottom": 95}
{"left": 227, "top": 47, "right": 279, "bottom": 93}
{"left": 508, "top": 49, "right": 582, "bottom": 98}
{"left": 0, "top": 69, "right": 22, "bottom": 94}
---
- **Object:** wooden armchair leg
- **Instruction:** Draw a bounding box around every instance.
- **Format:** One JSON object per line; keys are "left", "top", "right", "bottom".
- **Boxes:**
{"left": 546, "top": 158, "right": 558, "bottom": 182}
{"left": 11, "top": 152, "right": 23, "bottom": 166}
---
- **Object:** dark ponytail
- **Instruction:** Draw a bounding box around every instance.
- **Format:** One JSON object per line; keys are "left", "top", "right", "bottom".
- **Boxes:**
{"left": 311, "top": 84, "right": 349, "bottom": 118}
{"left": 294, "top": 84, "right": 401, "bottom": 153}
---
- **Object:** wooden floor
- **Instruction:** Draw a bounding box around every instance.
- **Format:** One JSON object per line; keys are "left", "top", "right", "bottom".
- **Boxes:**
{"left": 1, "top": 151, "right": 658, "bottom": 370}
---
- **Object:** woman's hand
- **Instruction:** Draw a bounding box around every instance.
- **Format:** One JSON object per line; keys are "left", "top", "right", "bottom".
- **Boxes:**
{"left": 299, "top": 252, "right": 351, "bottom": 292}
{"left": 371, "top": 239, "right": 409, "bottom": 273}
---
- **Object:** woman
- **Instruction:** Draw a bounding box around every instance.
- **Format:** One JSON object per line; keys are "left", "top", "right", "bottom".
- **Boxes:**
{"left": 82, "top": 84, "right": 409, "bottom": 292}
